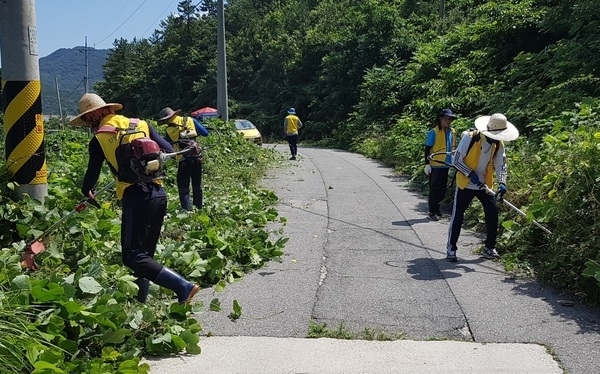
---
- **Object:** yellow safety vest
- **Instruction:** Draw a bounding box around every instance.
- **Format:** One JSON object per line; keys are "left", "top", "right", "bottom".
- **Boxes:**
{"left": 95, "top": 114, "right": 162, "bottom": 199}
{"left": 166, "top": 115, "right": 196, "bottom": 161}
{"left": 456, "top": 131, "right": 500, "bottom": 189}
{"left": 429, "top": 127, "right": 456, "bottom": 166}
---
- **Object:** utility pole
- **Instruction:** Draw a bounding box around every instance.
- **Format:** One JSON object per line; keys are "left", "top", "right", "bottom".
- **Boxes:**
{"left": 84, "top": 36, "right": 89, "bottom": 93}
{"left": 55, "top": 76, "right": 63, "bottom": 121}
{"left": 0, "top": 0, "right": 48, "bottom": 203}
{"left": 216, "top": 0, "right": 228, "bottom": 121}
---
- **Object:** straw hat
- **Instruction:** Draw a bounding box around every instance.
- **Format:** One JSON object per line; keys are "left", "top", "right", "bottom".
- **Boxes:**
{"left": 158, "top": 107, "right": 181, "bottom": 124}
{"left": 70, "top": 93, "right": 122, "bottom": 126}
{"left": 474, "top": 113, "right": 519, "bottom": 141}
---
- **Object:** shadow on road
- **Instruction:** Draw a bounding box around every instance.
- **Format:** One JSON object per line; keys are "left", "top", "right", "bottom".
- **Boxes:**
{"left": 402, "top": 257, "right": 492, "bottom": 281}
{"left": 503, "top": 277, "right": 600, "bottom": 335}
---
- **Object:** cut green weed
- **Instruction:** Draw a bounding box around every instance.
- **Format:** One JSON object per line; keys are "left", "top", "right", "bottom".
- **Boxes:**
{"left": 307, "top": 321, "right": 405, "bottom": 341}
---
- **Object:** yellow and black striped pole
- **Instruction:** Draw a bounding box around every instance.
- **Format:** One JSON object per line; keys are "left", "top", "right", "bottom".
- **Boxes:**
{"left": 0, "top": 0, "right": 48, "bottom": 202}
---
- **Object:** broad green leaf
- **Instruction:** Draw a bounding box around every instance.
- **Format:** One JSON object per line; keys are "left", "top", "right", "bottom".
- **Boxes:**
{"left": 214, "top": 280, "right": 227, "bottom": 292}
{"left": 78, "top": 276, "right": 103, "bottom": 294}
{"left": 209, "top": 298, "right": 221, "bottom": 311}
{"left": 118, "top": 359, "right": 148, "bottom": 374}
{"left": 11, "top": 274, "right": 31, "bottom": 290}
{"left": 101, "top": 347, "right": 122, "bottom": 362}
{"left": 31, "top": 283, "right": 65, "bottom": 302}
{"left": 102, "top": 328, "right": 131, "bottom": 344}
{"left": 32, "top": 361, "right": 65, "bottom": 373}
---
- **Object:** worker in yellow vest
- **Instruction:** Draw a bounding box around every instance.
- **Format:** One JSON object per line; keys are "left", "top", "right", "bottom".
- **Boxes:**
{"left": 283, "top": 108, "right": 303, "bottom": 160}
{"left": 446, "top": 113, "right": 519, "bottom": 262}
{"left": 158, "top": 107, "right": 209, "bottom": 211}
{"left": 70, "top": 94, "right": 200, "bottom": 304}
{"left": 424, "top": 109, "right": 457, "bottom": 221}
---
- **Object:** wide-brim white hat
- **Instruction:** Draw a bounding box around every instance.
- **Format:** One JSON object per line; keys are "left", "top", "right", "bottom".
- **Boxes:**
{"left": 70, "top": 93, "right": 122, "bottom": 126}
{"left": 474, "top": 113, "right": 519, "bottom": 141}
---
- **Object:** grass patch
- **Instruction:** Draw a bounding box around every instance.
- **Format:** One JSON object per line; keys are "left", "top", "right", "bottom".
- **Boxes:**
{"left": 307, "top": 320, "right": 405, "bottom": 341}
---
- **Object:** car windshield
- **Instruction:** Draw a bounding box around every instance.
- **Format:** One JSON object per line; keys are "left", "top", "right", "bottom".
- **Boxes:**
{"left": 235, "top": 120, "right": 256, "bottom": 130}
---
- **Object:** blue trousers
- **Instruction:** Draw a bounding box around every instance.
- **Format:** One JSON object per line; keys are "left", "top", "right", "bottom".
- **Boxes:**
{"left": 177, "top": 157, "right": 203, "bottom": 210}
{"left": 447, "top": 187, "right": 498, "bottom": 252}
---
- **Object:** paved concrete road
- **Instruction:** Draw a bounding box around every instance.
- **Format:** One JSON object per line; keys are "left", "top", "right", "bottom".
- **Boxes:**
{"left": 147, "top": 146, "right": 600, "bottom": 373}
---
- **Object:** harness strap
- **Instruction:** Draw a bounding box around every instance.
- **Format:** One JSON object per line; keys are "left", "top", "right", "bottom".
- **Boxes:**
{"left": 95, "top": 125, "right": 118, "bottom": 134}
{"left": 128, "top": 118, "right": 140, "bottom": 132}
{"left": 467, "top": 130, "right": 500, "bottom": 159}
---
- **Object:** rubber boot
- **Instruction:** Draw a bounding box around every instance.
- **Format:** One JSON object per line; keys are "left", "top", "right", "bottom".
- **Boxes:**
{"left": 135, "top": 278, "right": 150, "bottom": 303}
{"left": 153, "top": 267, "right": 199, "bottom": 303}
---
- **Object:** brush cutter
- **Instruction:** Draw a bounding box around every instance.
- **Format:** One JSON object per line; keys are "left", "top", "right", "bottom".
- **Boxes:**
{"left": 482, "top": 185, "right": 553, "bottom": 235}
{"left": 270, "top": 135, "right": 287, "bottom": 150}
{"left": 21, "top": 180, "right": 115, "bottom": 271}
{"left": 427, "top": 152, "right": 553, "bottom": 235}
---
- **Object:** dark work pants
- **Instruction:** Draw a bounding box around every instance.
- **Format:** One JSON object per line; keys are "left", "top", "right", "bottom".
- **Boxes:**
{"left": 121, "top": 183, "right": 167, "bottom": 281}
{"left": 447, "top": 187, "right": 498, "bottom": 252}
{"left": 177, "top": 157, "right": 203, "bottom": 210}
{"left": 286, "top": 134, "right": 298, "bottom": 156}
{"left": 428, "top": 167, "right": 449, "bottom": 214}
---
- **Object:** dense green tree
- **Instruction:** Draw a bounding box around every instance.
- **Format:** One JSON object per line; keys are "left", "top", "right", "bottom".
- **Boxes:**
{"left": 141, "top": 3, "right": 218, "bottom": 115}
{"left": 95, "top": 38, "right": 154, "bottom": 116}
{"left": 96, "top": 0, "right": 599, "bottom": 141}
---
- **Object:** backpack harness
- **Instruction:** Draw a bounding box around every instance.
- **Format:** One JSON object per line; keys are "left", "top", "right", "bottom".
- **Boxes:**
{"left": 466, "top": 130, "right": 500, "bottom": 159}
{"left": 97, "top": 119, "right": 165, "bottom": 184}
{"left": 167, "top": 116, "right": 202, "bottom": 159}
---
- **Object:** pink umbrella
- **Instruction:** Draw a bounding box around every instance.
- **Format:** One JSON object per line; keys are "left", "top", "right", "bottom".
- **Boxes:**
{"left": 191, "top": 106, "right": 218, "bottom": 116}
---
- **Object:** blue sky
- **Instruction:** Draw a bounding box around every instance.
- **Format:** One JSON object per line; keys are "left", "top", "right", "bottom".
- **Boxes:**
{"left": 35, "top": 0, "right": 182, "bottom": 57}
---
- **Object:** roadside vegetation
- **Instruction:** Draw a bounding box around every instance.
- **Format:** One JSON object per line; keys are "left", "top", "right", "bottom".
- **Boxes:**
{"left": 0, "top": 119, "right": 284, "bottom": 373}
{"left": 307, "top": 321, "right": 406, "bottom": 341}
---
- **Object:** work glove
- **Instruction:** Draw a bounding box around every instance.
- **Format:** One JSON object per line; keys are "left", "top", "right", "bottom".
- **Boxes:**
{"left": 496, "top": 183, "right": 507, "bottom": 200}
{"left": 424, "top": 164, "right": 431, "bottom": 176}
{"left": 468, "top": 171, "right": 482, "bottom": 188}
{"left": 78, "top": 189, "right": 100, "bottom": 211}
{"left": 184, "top": 140, "right": 202, "bottom": 157}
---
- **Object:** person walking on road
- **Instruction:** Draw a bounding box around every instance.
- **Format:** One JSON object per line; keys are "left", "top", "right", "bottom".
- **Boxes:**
{"left": 446, "top": 113, "right": 519, "bottom": 262}
{"left": 284, "top": 108, "right": 303, "bottom": 160}
{"left": 158, "top": 107, "right": 209, "bottom": 211}
{"left": 71, "top": 93, "right": 200, "bottom": 304}
{"left": 424, "top": 109, "right": 457, "bottom": 221}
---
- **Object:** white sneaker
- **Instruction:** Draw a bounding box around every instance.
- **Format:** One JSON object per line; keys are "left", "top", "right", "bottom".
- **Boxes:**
{"left": 483, "top": 247, "right": 500, "bottom": 258}
{"left": 446, "top": 250, "right": 457, "bottom": 262}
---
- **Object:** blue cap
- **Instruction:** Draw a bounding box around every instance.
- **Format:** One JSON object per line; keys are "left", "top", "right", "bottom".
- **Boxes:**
{"left": 438, "top": 108, "right": 457, "bottom": 118}
{"left": 288, "top": 108, "right": 296, "bottom": 114}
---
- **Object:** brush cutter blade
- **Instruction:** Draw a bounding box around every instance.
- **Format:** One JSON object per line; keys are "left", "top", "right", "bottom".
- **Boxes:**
{"left": 30, "top": 241, "right": 46, "bottom": 254}
{"left": 21, "top": 241, "right": 45, "bottom": 271}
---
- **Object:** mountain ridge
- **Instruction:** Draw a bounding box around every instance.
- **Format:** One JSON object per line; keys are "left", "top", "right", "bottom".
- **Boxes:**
{"left": 40, "top": 46, "right": 108, "bottom": 116}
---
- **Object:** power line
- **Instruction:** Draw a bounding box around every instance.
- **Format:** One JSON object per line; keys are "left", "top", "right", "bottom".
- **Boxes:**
{"left": 94, "top": 0, "right": 149, "bottom": 47}
{"left": 141, "top": 0, "right": 177, "bottom": 37}
{"left": 62, "top": 78, "right": 86, "bottom": 101}
{"left": 88, "top": 0, "right": 133, "bottom": 41}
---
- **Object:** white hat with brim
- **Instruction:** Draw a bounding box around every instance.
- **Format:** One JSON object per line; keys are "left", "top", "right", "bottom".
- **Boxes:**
{"left": 69, "top": 93, "right": 123, "bottom": 126}
{"left": 474, "top": 113, "right": 519, "bottom": 141}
